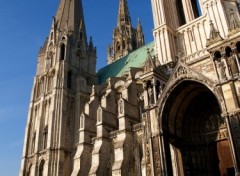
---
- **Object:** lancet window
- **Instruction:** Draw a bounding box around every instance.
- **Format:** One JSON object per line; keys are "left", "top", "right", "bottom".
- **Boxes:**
{"left": 176, "top": 0, "right": 186, "bottom": 26}
{"left": 191, "top": 0, "right": 202, "bottom": 18}
{"left": 39, "top": 160, "right": 45, "bottom": 176}
{"left": 60, "top": 43, "right": 66, "bottom": 60}
{"left": 175, "top": 0, "right": 202, "bottom": 26}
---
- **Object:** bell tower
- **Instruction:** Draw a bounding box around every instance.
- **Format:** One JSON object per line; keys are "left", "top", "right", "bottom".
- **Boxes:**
{"left": 107, "top": 0, "right": 145, "bottom": 64}
{"left": 19, "top": 0, "right": 96, "bottom": 175}
{"left": 150, "top": 0, "right": 234, "bottom": 64}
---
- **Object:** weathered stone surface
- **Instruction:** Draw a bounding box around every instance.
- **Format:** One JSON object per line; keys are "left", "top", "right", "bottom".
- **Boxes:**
{"left": 20, "top": 0, "right": 240, "bottom": 176}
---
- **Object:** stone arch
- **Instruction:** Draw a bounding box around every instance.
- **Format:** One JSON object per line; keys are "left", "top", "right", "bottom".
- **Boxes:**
{"left": 158, "top": 76, "right": 226, "bottom": 126}
{"left": 116, "top": 41, "right": 121, "bottom": 51}
{"left": 38, "top": 159, "right": 45, "bottom": 176}
{"left": 157, "top": 75, "right": 234, "bottom": 175}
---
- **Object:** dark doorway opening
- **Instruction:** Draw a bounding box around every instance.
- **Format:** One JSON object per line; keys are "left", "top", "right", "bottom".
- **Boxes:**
{"left": 161, "top": 81, "right": 234, "bottom": 176}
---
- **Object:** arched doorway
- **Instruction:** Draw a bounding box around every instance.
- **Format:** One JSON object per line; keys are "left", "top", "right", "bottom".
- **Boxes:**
{"left": 161, "top": 80, "right": 234, "bottom": 176}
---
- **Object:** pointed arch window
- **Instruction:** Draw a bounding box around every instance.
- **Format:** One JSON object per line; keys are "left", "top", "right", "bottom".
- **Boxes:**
{"left": 50, "top": 32, "right": 53, "bottom": 40}
{"left": 39, "top": 160, "right": 45, "bottom": 176}
{"left": 60, "top": 43, "right": 66, "bottom": 60}
{"left": 116, "top": 41, "right": 121, "bottom": 51}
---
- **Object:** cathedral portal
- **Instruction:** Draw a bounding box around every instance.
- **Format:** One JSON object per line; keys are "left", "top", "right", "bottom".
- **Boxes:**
{"left": 160, "top": 80, "right": 234, "bottom": 176}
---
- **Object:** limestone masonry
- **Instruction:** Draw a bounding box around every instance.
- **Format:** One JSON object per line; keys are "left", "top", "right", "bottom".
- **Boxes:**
{"left": 20, "top": 0, "right": 240, "bottom": 175}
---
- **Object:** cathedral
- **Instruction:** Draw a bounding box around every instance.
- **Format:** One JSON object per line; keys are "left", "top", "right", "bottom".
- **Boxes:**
{"left": 19, "top": 0, "right": 240, "bottom": 175}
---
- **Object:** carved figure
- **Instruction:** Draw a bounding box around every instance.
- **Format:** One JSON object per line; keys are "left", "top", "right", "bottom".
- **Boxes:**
{"left": 216, "top": 60, "right": 226, "bottom": 80}
{"left": 119, "top": 99, "right": 124, "bottom": 114}
{"left": 148, "top": 87, "right": 154, "bottom": 105}
{"left": 228, "top": 56, "right": 238, "bottom": 76}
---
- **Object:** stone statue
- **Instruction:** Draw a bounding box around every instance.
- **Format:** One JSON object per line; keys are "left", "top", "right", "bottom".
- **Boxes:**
{"left": 216, "top": 60, "right": 226, "bottom": 80}
{"left": 148, "top": 87, "right": 154, "bottom": 105}
{"left": 119, "top": 99, "right": 124, "bottom": 114}
{"left": 228, "top": 55, "right": 239, "bottom": 76}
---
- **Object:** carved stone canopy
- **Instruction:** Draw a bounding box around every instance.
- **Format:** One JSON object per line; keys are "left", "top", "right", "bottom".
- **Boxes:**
{"left": 206, "top": 20, "right": 223, "bottom": 47}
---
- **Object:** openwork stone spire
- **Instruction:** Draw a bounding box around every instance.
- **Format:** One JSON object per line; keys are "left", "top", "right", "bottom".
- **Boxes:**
{"left": 117, "top": 0, "right": 131, "bottom": 27}
{"left": 107, "top": 0, "right": 145, "bottom": 64}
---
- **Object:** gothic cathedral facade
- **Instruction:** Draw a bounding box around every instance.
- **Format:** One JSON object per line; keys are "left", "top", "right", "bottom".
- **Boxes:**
{"left": 20, "top": 0, "right": 240, "bottom": 176}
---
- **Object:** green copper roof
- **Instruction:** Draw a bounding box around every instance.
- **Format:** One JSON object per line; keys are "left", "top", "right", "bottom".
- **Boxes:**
{"left": 97, "top": 42, "right": 155, "bottom": 84}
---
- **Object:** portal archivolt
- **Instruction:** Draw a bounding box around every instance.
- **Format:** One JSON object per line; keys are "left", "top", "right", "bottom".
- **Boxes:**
{"left": 159, "top": 80, "right": 234, "bottom": 176}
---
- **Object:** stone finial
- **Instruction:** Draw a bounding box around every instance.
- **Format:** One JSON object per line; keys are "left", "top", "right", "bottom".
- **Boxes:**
{"left": 206, "top": 20, "right": 223, "bottom": 46}
{"left": 144, "top": 48, "right": 156, "bottom": 73}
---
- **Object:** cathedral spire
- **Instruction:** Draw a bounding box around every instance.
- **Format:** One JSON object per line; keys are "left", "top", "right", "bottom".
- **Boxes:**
{"left": 107, "top": 0, "right": 145, "bottom": 64}
{"left": 19, "top": 1, "right": 96, "bottom": 175}
{"left": 117, "top": 0, "right": 132, "bottom": 27}
{"left": 55, "top": 0, "right": 85, "bottom": 33}
{"left": 136, "top": 18, "right": 145, "bottom": 48}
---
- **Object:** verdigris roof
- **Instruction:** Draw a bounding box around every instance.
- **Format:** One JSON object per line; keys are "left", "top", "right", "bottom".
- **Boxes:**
{"left": 97, "top": 42, "right": 154, "bottom": 84}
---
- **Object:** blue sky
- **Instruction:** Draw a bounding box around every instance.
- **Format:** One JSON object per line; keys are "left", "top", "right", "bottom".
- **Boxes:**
{"left": 0, "top": 0, "right": 153, "bottom": 175}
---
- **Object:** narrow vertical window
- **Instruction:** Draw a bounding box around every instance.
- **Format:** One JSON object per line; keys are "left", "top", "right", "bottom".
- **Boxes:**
{"left": 50, "top": 32, "right": 53, "bottom": 40}
{"left": 80, "top": 31, "right": 83, "bottom": 40}
{"left": 80, "top": 115, "right": 84, "bottom": 128}
{"left": 67, "top": 71, "right": 72, "bottom": 89}
{"left": 176, "top": 0, "right": 186, "bottom": 26}
{"left": 27, "top": 165, "right": 32, "bottom": 176}
{"left": 60, "top": 44, "right": 65, "bottom": 60}
{"left": 116, "top": 41, "right": 121, "bottom": 51}
{"left": 39, "top": 160, "right": 45, "bottom": 176}
{"left": 42, "top": 126, "right": 48, "bottom": 150}
{"left": 191, "top": 0, "right": 202, "bottom": 18}
{"left": 31, "top": 132, "right": 36, "bottom": 154}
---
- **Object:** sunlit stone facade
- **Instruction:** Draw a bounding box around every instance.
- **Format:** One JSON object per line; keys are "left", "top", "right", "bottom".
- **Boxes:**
{"left": 20, "top": 0, "right": 240, "bottom": 175}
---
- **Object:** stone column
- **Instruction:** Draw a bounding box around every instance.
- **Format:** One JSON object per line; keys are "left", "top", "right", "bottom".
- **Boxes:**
{"left": 224, "top": 113, "right": 240, "bottom": 176}
{"left": 233, "top": 51, "right": 240, "bottom": 73}
{"left": 151, "top": 79, "right": 157, "bottom": 104}
{"left": 158, "top": 131, "right": 168, "bottom": 176}
{"left": 143, "top": 82, "right": 149, "bottom": 108}
{"left": 222, "top": 54, "right": 231, "bottom": 79}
